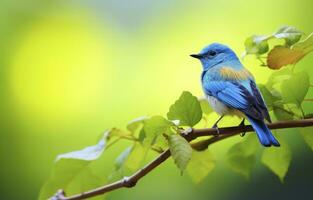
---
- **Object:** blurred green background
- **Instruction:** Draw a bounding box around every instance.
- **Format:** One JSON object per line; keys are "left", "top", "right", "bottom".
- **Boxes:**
{"left": 1, "top": 0, "right": 313, "bottom": 199}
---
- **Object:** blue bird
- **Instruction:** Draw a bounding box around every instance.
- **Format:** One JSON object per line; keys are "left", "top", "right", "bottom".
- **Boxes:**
{"left": 191, "top": 43, "right": 280, "bottom": 147}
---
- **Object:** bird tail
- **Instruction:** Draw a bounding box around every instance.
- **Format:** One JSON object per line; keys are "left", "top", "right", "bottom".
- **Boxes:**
{"left": 246, "top": 116, "right": 280, "bottom": 147}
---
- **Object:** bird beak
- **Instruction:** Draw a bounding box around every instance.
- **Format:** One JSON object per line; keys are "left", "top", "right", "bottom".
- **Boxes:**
{"left": 190, "top": 54, "right": 203, "bottom": 59}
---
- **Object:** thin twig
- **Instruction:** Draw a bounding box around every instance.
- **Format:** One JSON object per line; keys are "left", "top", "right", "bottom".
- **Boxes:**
{"left": 51, "top": 118, "right": 313, "bottom": 200}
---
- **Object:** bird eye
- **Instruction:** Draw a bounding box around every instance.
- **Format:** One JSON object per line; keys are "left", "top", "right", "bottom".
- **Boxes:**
{"left": 208, "top": 50, "right": 217, "bottom": 57}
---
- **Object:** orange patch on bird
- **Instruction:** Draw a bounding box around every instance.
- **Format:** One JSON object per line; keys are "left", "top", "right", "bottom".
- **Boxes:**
{"left": 219, "top": 67, "right": 252, "bottom": 80}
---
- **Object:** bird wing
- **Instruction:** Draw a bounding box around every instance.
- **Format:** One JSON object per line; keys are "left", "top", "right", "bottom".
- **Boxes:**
{"left": 249, "top": 80, "right": 272, "bottom": 122}
{"left": 203, "top": 80, "right": 265, "bottom": 120}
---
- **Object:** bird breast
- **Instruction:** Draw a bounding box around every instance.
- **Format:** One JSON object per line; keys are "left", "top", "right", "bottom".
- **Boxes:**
{"left": 207, "top": 95, "right": 244, "bottom": 117}
{"left": 207, "top": 95, "right": 230, "bottom": 115}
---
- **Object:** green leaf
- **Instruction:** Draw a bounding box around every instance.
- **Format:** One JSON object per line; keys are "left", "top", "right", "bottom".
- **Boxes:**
{"left": 300, "top": 127, "right": 313, "bottom": 151}
{"left": 39, "top": 133, "right": 108, "bottom": 200}
{"left": 150, "top": 133, "right": 170, "bottom": 151}
{"left": 293, "top": 32, "right": 313, "bottom": 54}
{"left": 186, "top": 150, "right": 215, "bottom": 183}
{"left": 143, "top": 116, "right": 173, "bottom": 139}
{"left": 138, "top": 116, "right": 173, "bottom": 150}
{"left": 226, "top": 134, "right": 259, "bottom": 179}
{"left": 281, "top": 71, "right": 309, "bottom": 105}
{"left": 243, "top": 26, "right": 310, "bottom": 69}
{"left": 198, "top": 97, "right": 213, "bottom": 115}
{"left": 138, "top": 128, "right": 146, "bottom": 143}
{"left": 244, "top": 26, "right": 303, "bottom": 56}
{"left": 115, "top": 144, "right": 147, "bottom": 174}
{"left": 167, "top": 91, "right": 202, "bottom": 127}
{"left": 244, "top": 35, "right": 269, "bottom": 55}
{"left": 261, "top": 135, "right": 292, "bottom": 182}
{"left": 258, "top": 84, "right": 280, "bottom": 110}
{"left": 115, "top": 146, "right": 133, "bottom": 171}
{"left": 266, "top": 68, "right": 292, "bottom": 96}
{"left": 273, "top": 103, "right": 303, "bottom": 120}
{"left": 124, "top": 144, "right": 147, "bottom": 171}
{"left": 265, "top": 68, "right": 309, "bottom": 114}
{"left": 127, "top": 116, "right": 148, "bottom": 133}
{"left": 273, "top": 26, "right": 303, "bottom": 46}
{"left": 108, "top": 128, "right": 130, "bottom": 138}
{"left": 267, "top": 68, "right": 292, "bottom": 87}
{"left": 167, "top": 134, "right": 192, "bottom": 173}
{"left": 66, "top": 167, "right": 104, "bottom": 200}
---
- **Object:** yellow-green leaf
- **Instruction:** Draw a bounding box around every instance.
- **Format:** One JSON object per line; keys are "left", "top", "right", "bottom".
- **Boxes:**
{"left": 273, "top": 26, "right": 303, "bottom": 46}
{"left": 261, "top": 136, "right": 292, "bottom": 182}
{"left": 115, "top": 146, "right": 133, "bottom": 171}
{"left": 115, "top": 144, "right": 147, "bottom": 173}
{"left": 266, "top": 68, "right": 292, "bottom": 98}
{"left": 273, "top": 103, "right": 303, "bottom": 120}
{"left": 292, "top": 32, "right": 313, "bottom": 54}
{"left": 186, "top": 150, "right": 215, "bottom": 183}
{"left": 137, "top": 116, "right": 174, "bottom": 150}
{"left": 167, "top": 134, "right": 192, "bottom": 173}
{"left": 66, "top": 167, "right": 105, "bottom": 200}
{"left": 226, "top": 134, "right": 259, "bottom": 179}
{"left": 300, "top": 127, "right": 313, "bottom": 151}
{"left": 125, "top": 144, "right": 147, "bottom": 171}
{"left": 127, "top": 116, "right": 148, "bottom": 133}
{"left": 258, "top": 84, "right": 280, "bottom": 110}
{"left": 138, "top": 128, "right": 146, "bottom": 143}
{"left": 167, "top": 91, "right": 202, "bottom": 127}
{"left": 39, "top": 133, "right": 108, "bottom": 200}
{"left": 281, "top": 71, "right": 309, "bottom": 105}
{"left": 108, "top": 128, "right": 130, "bottom": 138}
{"left": 143, "top": 116, "right": 173, "bottom": 138}
{"left": 244, "top": 35, "right": 270, "bottom": 55}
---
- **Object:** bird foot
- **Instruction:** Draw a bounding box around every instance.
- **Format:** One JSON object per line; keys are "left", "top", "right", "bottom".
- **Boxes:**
{"left": 211, "top": 115, "right": 224, "bottom": 136}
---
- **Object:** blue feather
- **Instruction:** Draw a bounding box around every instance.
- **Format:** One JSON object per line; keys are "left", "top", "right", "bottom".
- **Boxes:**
{"left": 203, "top": 81, "right": 263, "bottom": 119}
{"left": 192, "top": 42, "right": 280, "bottom": 147}
{"left": 247, "top": 116, "right": 280, "bottom": 147}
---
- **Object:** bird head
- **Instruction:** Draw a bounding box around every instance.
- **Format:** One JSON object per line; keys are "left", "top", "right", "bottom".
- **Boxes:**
{"left": 190, "top": 43, "right": 239, "bottom": 70}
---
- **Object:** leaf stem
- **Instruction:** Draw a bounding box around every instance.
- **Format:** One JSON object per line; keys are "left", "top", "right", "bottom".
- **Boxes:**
{"left": 105, "top": 138, "right": 121, "bottom": 150}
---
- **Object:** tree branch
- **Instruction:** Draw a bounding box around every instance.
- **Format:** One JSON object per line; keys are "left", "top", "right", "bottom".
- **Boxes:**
{"left": 51, "top": 118, "right": 313, "bottom": 200}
